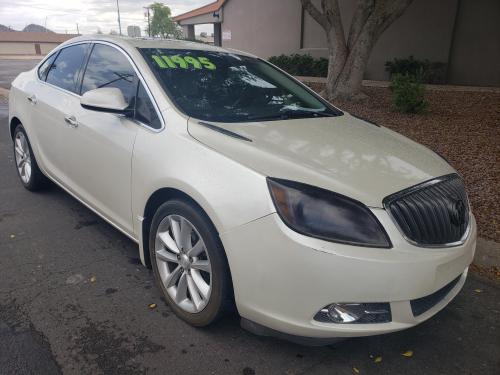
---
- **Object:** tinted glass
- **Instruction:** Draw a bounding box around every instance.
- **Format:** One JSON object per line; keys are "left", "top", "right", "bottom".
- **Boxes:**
{"left": 81, "top": 44, "right": 137, "bottom": 106}
{"left": 139, "top": 48, "right": 341, "bottom": 123}
{"left": 38, "top": 53, "right": 57, "bottom": 81}
{"left": 46, "top": 44, "right": 88, "bottom": 93}
{"left": 135, "top": 82, "right": 161, "bottom": 129}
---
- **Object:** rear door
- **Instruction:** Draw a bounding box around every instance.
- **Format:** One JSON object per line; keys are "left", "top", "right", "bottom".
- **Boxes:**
{"left": 63, "top": 43, "right": 140, "bottom": 235}
{"left": 29, "top": 43, "right": 90, "bottom": 184}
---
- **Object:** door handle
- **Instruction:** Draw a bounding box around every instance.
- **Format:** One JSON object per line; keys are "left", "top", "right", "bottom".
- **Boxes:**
{"left": 27, "top": 95, "right": 37, "bottom": 104}
{"left": 64, "top": 115, "right": 79, "bottom": 128}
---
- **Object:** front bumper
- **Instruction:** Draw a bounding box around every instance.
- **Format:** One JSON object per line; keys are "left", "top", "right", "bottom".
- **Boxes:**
{"left": 220, "top": 209, "right": 476, "bottom": 340}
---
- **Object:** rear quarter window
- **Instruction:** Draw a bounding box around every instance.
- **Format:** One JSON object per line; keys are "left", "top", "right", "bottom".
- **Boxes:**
{"left": 37, "top": 52, "right": 57, "bottom": 81}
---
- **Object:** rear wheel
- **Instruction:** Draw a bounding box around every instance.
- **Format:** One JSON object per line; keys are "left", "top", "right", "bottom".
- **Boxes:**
{"left": 149, "top": 199, "right": 232, "bottom": 326}
{"left": 13, "top": 125, "right": 48, "bottom": 191}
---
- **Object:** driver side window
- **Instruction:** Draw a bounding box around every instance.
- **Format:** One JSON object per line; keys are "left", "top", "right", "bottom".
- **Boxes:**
{"left": 81, "top": 44, "right": 137, "bottom": 106}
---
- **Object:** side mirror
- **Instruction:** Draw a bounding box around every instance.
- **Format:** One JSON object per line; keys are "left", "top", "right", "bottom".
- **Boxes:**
{"left": 80, "top": 87, "right": 129, "bottom": 114}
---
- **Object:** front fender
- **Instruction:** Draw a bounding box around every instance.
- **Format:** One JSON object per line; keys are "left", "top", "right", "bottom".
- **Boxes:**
{"left": 131, "top": 114, "right": 274, "bottom": 263}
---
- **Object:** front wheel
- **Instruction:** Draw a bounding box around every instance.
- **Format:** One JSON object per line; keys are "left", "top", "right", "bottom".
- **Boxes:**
{"left": 149, "top": 199, "right": 232, "bottom": 326}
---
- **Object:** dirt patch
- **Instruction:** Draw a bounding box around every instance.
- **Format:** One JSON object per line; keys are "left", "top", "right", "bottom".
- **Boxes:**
{"left": 309, "top": 84, "right": 500, "bottom": 242}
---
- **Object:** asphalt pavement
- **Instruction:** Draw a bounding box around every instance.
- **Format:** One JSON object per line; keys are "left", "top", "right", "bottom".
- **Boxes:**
{"left": 0, "top": 59, "right": 41, "bottom": 89}
{"left": 0, "top": 86, "right": 499, "bottom": 374}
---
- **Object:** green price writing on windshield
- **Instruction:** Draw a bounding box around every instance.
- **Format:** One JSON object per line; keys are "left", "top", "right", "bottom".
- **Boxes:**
{"left": 152, "top": 55, "right": 216, "bottom": 70}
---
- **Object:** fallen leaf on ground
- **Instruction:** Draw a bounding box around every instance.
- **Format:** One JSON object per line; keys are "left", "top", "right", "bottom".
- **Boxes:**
{"left": 374, "top": 356, "right": 382, "bottom": 363}
{"left": 474, "top": 289, "right": 482, "bottom": 293}
{"left": 402, "top": 350, "right": 413, "bottom": 357}
{"left": 90, "top": 276, "right": 97, "bottom": 283}
{"left": 10, "top": 234, "right": 15, "bottom": 239}
{"left": 353, "top": 367, "right": 360, "bottom": 373}
{"left": 148, "top": 303, "right": 157, "bottom": 309}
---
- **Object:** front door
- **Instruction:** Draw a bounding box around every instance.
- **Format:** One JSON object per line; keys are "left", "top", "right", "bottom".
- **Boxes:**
{"left": 62, "top": 43, "right": 139, "bottom": 235}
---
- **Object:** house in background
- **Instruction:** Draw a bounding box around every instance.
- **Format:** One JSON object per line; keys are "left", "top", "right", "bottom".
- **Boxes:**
{"left": 0, "top": 31, "right": 78, "bottom": 56}
{"left": 173, "top": 0, "right": 500, "bottom": 87}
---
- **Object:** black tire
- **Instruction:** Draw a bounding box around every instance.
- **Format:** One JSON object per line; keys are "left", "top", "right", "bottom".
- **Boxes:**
{"left": 13, "top": 124, "right": 49, "bottom": 191}
{"left": 149, "top": 199, "right": 233, "bottom": 326}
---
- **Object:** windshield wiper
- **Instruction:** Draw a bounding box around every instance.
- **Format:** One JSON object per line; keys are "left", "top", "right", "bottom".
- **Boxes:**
{"left": 244, "top": 110, "right": 337, "bottom": 122}
{"left": 278, "top": 109, "right": 337, "bottom": 119}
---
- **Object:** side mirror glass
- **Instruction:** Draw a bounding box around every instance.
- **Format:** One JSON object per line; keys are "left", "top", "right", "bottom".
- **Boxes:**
{"left": 81, "top": 87, "right": 129, "bottom": 114}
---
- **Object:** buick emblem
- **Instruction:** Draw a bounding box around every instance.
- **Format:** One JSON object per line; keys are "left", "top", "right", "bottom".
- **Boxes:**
{"left": 449, "top": 199, "right": 466, "bottom": 226}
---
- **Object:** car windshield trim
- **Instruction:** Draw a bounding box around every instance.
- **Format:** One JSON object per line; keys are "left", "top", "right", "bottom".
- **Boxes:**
{"left": 138, "top": 48, "right": 342, "bottom": 123}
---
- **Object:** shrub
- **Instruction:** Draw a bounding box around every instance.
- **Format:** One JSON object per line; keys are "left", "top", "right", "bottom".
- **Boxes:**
{"left": 268, "top": 54, "right": 328, "bottom": 77}
{"left": 390, "top": 73, "right": 427, "bottom": 113}
{"left": 385, "top": 56, "right": 447, "bottom": 84}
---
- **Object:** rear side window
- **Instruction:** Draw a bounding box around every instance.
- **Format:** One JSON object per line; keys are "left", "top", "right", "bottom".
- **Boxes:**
{"left": 81, "top": 44, "right": 137, "bottom": 106}
{"left": 135, "top": 82, "right": 161, "bottom": 129}
{"left": 46, "top": 44, "right": 89, "bottom": 93}
{"left": 38, "top": 53, "right": 57, "bottom": 81}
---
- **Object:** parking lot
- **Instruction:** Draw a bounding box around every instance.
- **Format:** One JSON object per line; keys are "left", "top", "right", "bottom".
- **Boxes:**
{"left": 0, "top": 62, "right": 499, "bottom": 374}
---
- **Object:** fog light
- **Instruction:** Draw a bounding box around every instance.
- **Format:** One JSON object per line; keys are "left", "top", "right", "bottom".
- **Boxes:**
{"left": 314, "top": 303, "right": 391, "bottom": 324}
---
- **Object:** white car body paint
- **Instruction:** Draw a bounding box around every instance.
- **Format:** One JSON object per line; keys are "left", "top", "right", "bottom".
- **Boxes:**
{"left": 8, "top": 35, "right": 476, "bottom": 341}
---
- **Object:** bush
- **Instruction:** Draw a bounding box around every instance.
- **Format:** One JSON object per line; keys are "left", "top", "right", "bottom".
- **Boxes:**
{"left": 268, "top": 54, "right": 328, "bottom": 77}
{"left": 385, "top": 56, "right": 447, "bottom": 84}
{"left": 390, "top": 73, "right": 427, "bottom": 113}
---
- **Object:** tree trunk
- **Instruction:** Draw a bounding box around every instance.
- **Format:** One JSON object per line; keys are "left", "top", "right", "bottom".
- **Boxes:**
{"left": 325, "top": 30, "right": 348, "bottom": 100}
{"left": 301, "top": 0, "right": 415, "bottom": 101}
{"left": 327, "top": 26, "right": 377, "bottom": 100}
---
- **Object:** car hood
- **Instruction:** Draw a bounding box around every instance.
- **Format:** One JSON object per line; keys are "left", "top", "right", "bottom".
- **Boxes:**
{"left": 187, "top": 113, "right": 455, "bottom": 208}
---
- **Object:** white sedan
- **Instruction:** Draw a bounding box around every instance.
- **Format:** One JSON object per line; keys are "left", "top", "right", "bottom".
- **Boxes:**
{"left": 8, "top": 35, "right": 476, "bottom": 345}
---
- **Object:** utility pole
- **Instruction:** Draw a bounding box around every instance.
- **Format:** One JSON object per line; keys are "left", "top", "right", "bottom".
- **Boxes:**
{"left": 76, "top": 23, "right": 80, "bottom": 34}
{"left": 116, "top": 0, "right": 122, "bottom": 35}
{"left": 143, "top": 6, "right": 151, "bottom": 37}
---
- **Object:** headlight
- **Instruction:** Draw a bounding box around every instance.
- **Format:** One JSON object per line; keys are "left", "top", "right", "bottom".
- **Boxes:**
{"left": 267, "top": 178, "right": 391, "bottom": 248}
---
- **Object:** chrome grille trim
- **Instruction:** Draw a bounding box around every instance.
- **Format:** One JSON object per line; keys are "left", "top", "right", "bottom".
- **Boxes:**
{"left": 383, "top": 174, "right": 470, "bottom": 248}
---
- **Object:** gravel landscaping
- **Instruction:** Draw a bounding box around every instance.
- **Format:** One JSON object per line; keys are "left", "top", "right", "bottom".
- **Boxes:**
{"left": 315, "top": 85, "right": 500, "bottom": 242}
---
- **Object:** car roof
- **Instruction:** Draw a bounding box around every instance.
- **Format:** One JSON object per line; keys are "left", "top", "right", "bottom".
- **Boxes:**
{"left": 59, "top": 34, "right": 256, "bottom": 57}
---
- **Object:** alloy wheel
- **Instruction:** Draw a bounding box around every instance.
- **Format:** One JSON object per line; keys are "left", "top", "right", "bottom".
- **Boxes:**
{"left": 154, "top": 214, "right": 212, "bottom": 313}
{"left": 14, "top": 132, "right": 32, "bottom": 184}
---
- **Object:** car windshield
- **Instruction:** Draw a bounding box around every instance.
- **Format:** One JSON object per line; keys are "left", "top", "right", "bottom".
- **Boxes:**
{"left": 139, "top": 48, "right": 342, "bottom": 123}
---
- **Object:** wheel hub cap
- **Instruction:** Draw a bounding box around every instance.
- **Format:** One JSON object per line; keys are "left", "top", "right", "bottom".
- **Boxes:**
{"left": 14, "top": 132, "right": 32, "bottom": 184}
{"left": 154, "top": 214, "right": 212, "bottom": 313}
{"left": 179, "top": 254, "right": 190, "bottom": 270}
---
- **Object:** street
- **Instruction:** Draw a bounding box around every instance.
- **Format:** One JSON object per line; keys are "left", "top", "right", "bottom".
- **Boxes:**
{"left": 0, "top": 81, "right": 499, "bottom": 374}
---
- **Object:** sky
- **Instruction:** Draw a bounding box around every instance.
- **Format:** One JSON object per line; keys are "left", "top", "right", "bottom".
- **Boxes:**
{"left": 0, "top": 0, "right": 214, "bottom": 35}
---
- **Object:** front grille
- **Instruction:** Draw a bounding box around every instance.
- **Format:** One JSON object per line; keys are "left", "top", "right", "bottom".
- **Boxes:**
{"left": 383, "top": 174, "right": 469, "bottom": 247}
{"left": 410, "top": 275, "right": 461, "bottom": 316}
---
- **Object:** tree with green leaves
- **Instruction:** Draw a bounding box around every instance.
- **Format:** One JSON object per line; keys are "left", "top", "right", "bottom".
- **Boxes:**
{"left": 150, "top": 2, "right": 182, "bottom": 39}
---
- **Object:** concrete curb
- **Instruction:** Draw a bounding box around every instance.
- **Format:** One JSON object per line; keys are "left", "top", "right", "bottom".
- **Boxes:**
{"left": 295, "top": 76, "right": 500, "bottom": 93}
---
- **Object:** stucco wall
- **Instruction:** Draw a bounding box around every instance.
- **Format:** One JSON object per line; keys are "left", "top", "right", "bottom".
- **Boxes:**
{"left": 218, "top": 0, "right": 499, "bottom": 86}
{"left": 39, "top": 43, "right": 59, "bottom": 55}
{"left": 302, "top": 0, "right": 458, "bottom": 81}
{"left": 221, "top": 0, "right": 301, "bottom": 57}
{"left": 447, "top": 0, "right": 500, "bottom": 86}
{"left": 0, "top": 41, "right": 59, "bottom": 55}
{"left": 0, "top": 42, "right": 35, "bottom": 55}
{"left": 365, "top": 0, "right": 458, "bottom": 81}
